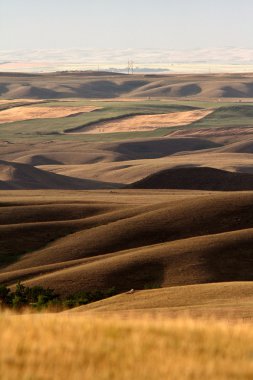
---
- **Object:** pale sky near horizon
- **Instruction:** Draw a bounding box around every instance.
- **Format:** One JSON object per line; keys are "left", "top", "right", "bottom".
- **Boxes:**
{"left": 1, "top": 0, "right": 253, "bottom": 50}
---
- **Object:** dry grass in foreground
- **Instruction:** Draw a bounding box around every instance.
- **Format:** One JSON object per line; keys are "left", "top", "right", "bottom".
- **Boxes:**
{"left": 0, "top": 313, "right": 253, "bottom": 380}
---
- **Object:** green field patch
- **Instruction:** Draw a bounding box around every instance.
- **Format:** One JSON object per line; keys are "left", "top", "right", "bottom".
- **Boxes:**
{"left": 0, "top": 102, "right": 197, "bottom": 138}
{"left": 189, "top": 105, "right": 253, "bottom": 129}
{"left": 1, "top": 100, "right": 253, "bottom": 142}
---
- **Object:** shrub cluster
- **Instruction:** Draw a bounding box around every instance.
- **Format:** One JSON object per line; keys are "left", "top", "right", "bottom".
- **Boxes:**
{"left": 0, "top": 282, "right": 116, "bottom": 311}
{"left": 62, "top": 288, "right": 116, "bottom": 309}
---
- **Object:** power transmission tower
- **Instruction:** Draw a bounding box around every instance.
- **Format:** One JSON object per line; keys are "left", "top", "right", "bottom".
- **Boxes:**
{"left": 128, "top": 60, "right": 134, "bottom": 75}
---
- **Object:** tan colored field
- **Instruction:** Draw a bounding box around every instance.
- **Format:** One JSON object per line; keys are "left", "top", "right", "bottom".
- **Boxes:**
{"left": 76, "top": 109, "right": 212, "bottom": 134}
{"left": 1, "top": 313, "right": 253, "bottom": 380}
{"left": 39, "top": 152, "right": 253, "bottom": 184}
{"left": 0, "top": 99, "right": 44, "bottom": 104}
{"left": 0, "top": 159, "right": 118, "bottom": 189}
{"left": 75, "top": 282, "right": 253, "bottom": 320}
{"left": 1, "top": 135, "right": 253, "bottom": 187}
{"left": 0, "top": 105, "right": 100, "bottom": 123}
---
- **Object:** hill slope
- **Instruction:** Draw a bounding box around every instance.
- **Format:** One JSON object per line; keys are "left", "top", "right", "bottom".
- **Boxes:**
{"left": 0, "top": 160, "right": 118, "bottom": 190}
{"left": 130, "top": 167, "right": 253, "bottom": 191}
{"left": 1, "top": 191, "right": 253, "bottom": 298}
{"left": 1, "top": 72, "right": 253, "bottom": 99}
{"left": 73, "top": 282, "right": 253, "bottom": 319}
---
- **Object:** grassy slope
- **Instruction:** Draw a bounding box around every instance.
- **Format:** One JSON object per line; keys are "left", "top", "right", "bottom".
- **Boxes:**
{"left": 1, "top": 313, "right": 253, "bottom": 380}
{"left": 188, "top": 105, "right": 253, "bottom": 130}
{"left": 75, "top": 282, "right": 253, "bottom": 319}
{"left": 0, "top": 159, "right": 120, "bottom": 190}
{"left": 1, "top": 191, "right": 253, "bottom": 299}
{"left": 18, "top": 227, "right": 253, "bottom": 295}
{"left": 37, "top": 150, "right": 253, "bottom": 188}
{"left": 0, "top": 189, "right": 175, "bottom": 268}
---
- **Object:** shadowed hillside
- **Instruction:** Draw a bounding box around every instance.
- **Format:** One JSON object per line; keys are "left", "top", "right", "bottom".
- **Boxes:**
{"left": 0, "top": 138, "right": 221, "bottom": 165}
{"left": 102, "top": 138, "right": 221, "bottom": 160}
{"left": 0, "top": 191, "right": 253, "bottom": 299}
{"left": 130, "top": 167, "right": 253, "bottom": 191}
{"left": 0, "top": 160, "right": 118, "bottom": 190}
{"left": 217, "top": 139, "right": 253, "bottom": 153}
{"left": 1, "top": 72, "right": 253, "bottom": 99}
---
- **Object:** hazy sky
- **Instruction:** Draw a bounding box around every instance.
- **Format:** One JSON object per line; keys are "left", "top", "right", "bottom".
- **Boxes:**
{"left": 1, "top": 0, "right": 253, "bottom": 50}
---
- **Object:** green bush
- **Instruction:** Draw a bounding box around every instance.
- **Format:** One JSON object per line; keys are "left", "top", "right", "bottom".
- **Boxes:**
{"left": 63, "top": 287, "right": 116, "bottom": 308}
{"left": 0, "top": 283, "right": 116, "bottom": 311}
{"left": 0, "top": 285, "right": 11, "bottom": 306}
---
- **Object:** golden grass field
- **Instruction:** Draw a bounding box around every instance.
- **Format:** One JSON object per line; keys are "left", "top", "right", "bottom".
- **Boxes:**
{"left": 74, "top": 109, "right": 212, "bottom": 134}
{"left": 1, "top": 313, "right": 253, "bottom": 380}
{"left": 0, "top": 105, "right": 100, "bottom": 124}
{"left": 74, "top": 282, "right": 253, "bottom": 320}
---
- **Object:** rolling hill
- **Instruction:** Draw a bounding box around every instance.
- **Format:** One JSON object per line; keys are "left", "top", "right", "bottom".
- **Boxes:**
{"left": 1, "top": 72, "right": 253, "bottom": 99}
{"left": 0, "top": 191, "right": 253, "bottom": 302}
{"left": 0, "top": 160, "right": 118, "bottom": 190}
{"left": 73, "top": 282, "right": 253, "bottom": 319}
{"left": 107, "top": 137, "right": 221, "bottom": 160}
{"left": 129, "top": 166, "right": 253, "bottom": 191}
{"left": 0, "top": 137, "right": 221, "bottom": 165}
{"left": 1, "top": 72, "right": 253, "bottom": 319}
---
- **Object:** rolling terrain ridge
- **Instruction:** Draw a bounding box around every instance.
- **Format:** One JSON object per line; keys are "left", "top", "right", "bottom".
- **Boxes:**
{"left": 1, "top": 72, "right": 253, "bottom": 99}
{"left": 0, "top": 191, "right": 253, "bottom": 312}
{"left": 1, "top": 72, "right": 253, "bottom": 318}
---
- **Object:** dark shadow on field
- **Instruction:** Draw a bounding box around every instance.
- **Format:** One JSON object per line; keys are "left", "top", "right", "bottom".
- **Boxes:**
{"left": 75, "top": 80, "right": 148, "bottom": 98}
{"left": 205, "top": 242, "right": 253, "bottom": 283}
{"left": 113, "top": 138, "right": 221, "bottom": 161}
{"left": 104, "top": 261, "right": 165, "bottom": 291}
